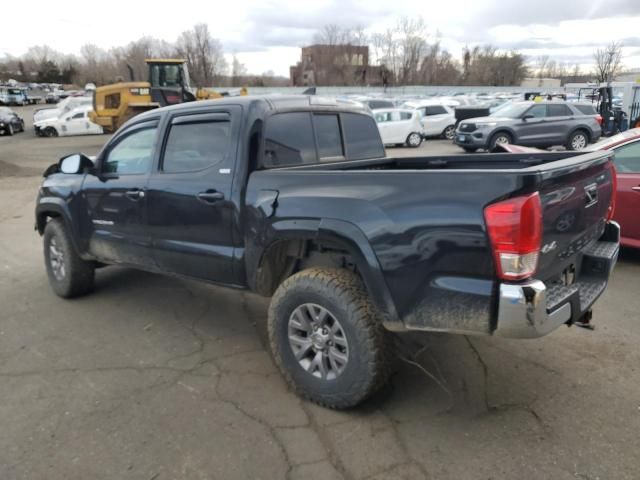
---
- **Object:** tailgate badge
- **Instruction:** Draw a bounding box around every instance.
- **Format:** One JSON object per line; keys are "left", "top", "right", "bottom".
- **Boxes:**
{"left": 541, "top": 241, "right": 557, "bottom": 254}
{"left": 584, "top": 183, "right": 598, "bottom": 208}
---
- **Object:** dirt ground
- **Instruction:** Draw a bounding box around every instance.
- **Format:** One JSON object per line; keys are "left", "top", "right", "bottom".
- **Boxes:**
{"left": 1, "top": 104, "right": 639, "bottom": 480}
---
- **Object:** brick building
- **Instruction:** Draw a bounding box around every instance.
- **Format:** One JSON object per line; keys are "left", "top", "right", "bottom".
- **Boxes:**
{"left": 289, "top": 44, "right": 386, "bottom": 87}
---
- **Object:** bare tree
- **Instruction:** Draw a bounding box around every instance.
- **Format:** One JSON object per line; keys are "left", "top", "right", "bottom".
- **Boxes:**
{"left": 176, "top": 23, "right": 227, "bottom": 86}
{"left": 536, "top": 55, "right": 549, "bottom": 79}
{"left": 594, "top": 41, "right": 624, "bottom": 83}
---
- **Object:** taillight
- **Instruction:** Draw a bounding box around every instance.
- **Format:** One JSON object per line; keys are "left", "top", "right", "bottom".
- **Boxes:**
{"left": 596, "top": 114, "right": 603, "bottom": 126}
{"left": 607, "top": 161, "right": 617, "bottom": 221}
{"left": 484, "top": 192, "right": 542, "bottom": 281}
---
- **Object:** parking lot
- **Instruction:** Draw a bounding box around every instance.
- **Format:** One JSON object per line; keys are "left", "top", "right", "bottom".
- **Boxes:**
{"left": 1, "top": 104, "right": 639, "bottom": 479}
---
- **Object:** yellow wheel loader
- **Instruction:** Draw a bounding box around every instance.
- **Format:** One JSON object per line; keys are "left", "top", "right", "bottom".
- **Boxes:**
{"left": 89, "top": 59, "right": 247, "bottom": 133}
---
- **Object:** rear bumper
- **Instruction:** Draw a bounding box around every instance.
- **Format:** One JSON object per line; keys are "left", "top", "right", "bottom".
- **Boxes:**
{"left": 494, "top": 221, "right": 620, "bottom": 338}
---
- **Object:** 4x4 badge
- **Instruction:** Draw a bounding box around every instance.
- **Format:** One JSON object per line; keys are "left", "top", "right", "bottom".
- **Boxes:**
{"left": 541, "top": 241, "right": 557, "bottom": 254}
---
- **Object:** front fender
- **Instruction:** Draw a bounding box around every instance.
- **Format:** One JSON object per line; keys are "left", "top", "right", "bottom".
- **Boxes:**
{"left": 35, "top": 197, "right": 87, "bottom": 258}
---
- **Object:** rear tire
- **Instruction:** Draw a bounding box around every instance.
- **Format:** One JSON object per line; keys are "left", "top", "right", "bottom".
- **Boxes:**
{"left": 462, "top": 147, "right": 478, "bottom": 153}
{"left": 43, "top": 218, "right": 95, "bottom": 298}
{"left": 7, "top": 124, "right": 13, "bottom": 136}
{"left": 268, "top": 267, "right": 389, "bottom": 409}
{"left": 566, "top": 130, "right": 588, "bottom": 151}
{"left": 405, "top": 132, "right": 422, "bottom": 148}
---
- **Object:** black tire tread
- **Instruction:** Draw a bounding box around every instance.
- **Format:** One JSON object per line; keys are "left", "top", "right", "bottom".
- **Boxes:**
{"left": 268, "top": 267, "right": 389, "bottom": 409}
{"left": 43, "top": 218, "right": 94, "bottom": 298}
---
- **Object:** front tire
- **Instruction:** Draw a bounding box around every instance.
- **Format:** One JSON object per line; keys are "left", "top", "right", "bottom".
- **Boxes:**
{"left": 268, "top": 267, "right": 389, "bottom": 409}
{"left": 405, "top": 132, "right": 422, "bottom": 148}
{"left": 442, "top": 125, "right": 455, "bottom": 140}
{"left": 43, "top": 218, "right": 95, "bottom": 298}
{"left": 44, "top": 127, "right": 58, "bottom": 137}
{"left": 489, "top": 131, "right": 512, "bottom": 152}
{"left": 462, "top": 147, "right": 478, "bottom": 153}
{"left": 7, "top": 124, "right": 13, "bottom": 136}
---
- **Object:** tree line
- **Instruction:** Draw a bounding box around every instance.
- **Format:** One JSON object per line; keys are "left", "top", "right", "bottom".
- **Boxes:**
{"left": 0, "top": 24, "right": 288, "bottom": 88}
{"left": 0, "top": 19, "right": 627, "bottom": 88}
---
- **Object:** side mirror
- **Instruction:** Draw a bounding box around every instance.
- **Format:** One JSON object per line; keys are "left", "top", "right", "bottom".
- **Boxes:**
{"left": 58, "top": 153, "right": 94, "bottom": 174}
{"left": 522, "top": 114, "right": 534, "bottom": 121}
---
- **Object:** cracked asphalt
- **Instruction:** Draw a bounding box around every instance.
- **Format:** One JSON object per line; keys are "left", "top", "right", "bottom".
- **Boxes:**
{"left": 1, "top": 105, "right": 640, "bottom": 479}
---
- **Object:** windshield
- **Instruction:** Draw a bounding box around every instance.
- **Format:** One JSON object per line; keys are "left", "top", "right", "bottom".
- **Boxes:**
{"left": 150, "top": 64, "right": 183, "bottom": 88}
{"left": 490, "top": 103, "right": 529, "bottom": 118}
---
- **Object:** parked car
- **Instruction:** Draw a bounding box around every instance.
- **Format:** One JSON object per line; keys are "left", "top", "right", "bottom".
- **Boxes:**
{"left": 35, "top": 95, "right": 619, "bottom": 408}
{"left": 402, "top": 101, "right": 456, "bottom": 139}
{"left": 455, "top": 101, "right": 602, "bottom": 152}
{"left": 33, "top": 96, "right": 93, "bottom": 125}
{"left": 373, "top": 108, "right": 423, "bottom": 147}
{"left": 34, "top": 105, "right": 103, "bottom": 137}
{"left": 0, "top": 107, "right": 25, "bottom": 135}
{"left": 501, "top": 128, "right": 640, "bottom": 248}
{"left": 5, "top": 88, "right": 27, "bottom": 106}
{"left": 45, "top": 92, "right": 59, "bottom": 104}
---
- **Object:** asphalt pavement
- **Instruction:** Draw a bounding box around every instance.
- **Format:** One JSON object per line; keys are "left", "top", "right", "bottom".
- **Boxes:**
{"left": 0, "top": 104, "right": 639, "bottom": 480}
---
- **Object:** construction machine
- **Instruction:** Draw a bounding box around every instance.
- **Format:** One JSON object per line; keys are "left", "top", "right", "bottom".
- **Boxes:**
{"left": 89, "top": 59, "right": 247, "bottom": 133}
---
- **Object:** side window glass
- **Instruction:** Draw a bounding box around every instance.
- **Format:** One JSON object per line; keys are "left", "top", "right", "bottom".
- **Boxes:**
{"left": 399, "top": 112, "right": 412, "bottom": 120}
{"left": 548, "top": 104, "right": 571, "bottom": 117}
{"left": 614, "top": 142, "right": 640, "bottom": 173}
{"left": 264, "top": 113, "right": 315, "bottom": 167}
{"left": 342, "top": 113, "right": 385, "bottom": 160}
{"left": 163, "top": 120, "right": 231, "bottom": 173}
{"left": 526, "top": 105, "right": 547, "bottom": 118}
{"left": 104, "top": 127, "right": 157, "bottom": 175}
{"left": 313, "top": 114, "right": 343, "bottom": 160}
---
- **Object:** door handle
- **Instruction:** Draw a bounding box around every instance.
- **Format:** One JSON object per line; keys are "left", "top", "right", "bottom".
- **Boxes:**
{"left": 197, "top": 191, "right": 225, "bottom": 204}
{"left": 125, "top": 189, "right": 145, "bottom": 200}
{"left": 632, "top": 186, "right": 640, "bottom": 192}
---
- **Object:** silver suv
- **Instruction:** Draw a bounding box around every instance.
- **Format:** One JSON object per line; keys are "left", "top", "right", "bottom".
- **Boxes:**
{"left": 455, "top": 101, "right": 602, "bottom": 152}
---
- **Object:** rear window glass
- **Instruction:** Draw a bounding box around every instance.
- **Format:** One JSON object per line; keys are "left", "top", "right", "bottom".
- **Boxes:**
{"left": 425, "top": 106, "right": 447, "bottom": 115}
{"left": 399, "top": 112, "right": 413, "bottom": 120}
{"left": 547, "top": 104, "right": 572, "bottom": 117}
{"left": 342, "top": 113, "right": 385, "bottom": 160}
{"left": 163, "top": 121, "right": 231, "bottom": 173}
{"left": 575, "top": 104, "right": 597, "bottom": 115}
{"left": 264, "top": 113, "right": 316, "bottom": 167}
{"left": 313, "top": 114, "right": 343, "bottom": 159}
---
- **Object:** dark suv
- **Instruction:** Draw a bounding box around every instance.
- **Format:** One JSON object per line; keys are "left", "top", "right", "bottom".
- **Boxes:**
{"left": 455, "top": 101, "right": 602, "bottom": 152}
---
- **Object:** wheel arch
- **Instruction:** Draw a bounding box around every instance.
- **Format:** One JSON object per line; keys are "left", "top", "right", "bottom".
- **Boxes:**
{"left": 36, "top": 200, "right": 85, "bottom": 256}
{"left": 249, "top": 218, "right": 400, "bottom": 328}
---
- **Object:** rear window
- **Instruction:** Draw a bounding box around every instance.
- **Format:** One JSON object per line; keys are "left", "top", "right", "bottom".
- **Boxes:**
{"left": 264, "top": 113, "right": 316, "bottom": 167}
{"left": 425, "top": 105, "right": 447, "bottom": 115}
{"left": 341, "top": 113, "right": 385, "bottom": 160}
{"left": 263, "top": 112, "right": 383, "bottom": 167}
{"left": 575, "top": 104, "right": 597, "bottom": 115}
{"left": 314, "top": 114, "right": 343, "bottom": 159}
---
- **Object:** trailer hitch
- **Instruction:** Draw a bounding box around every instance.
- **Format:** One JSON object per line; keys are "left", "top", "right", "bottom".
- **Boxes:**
{"left": 571, "top": 310, "right": 595, "bottom": 331}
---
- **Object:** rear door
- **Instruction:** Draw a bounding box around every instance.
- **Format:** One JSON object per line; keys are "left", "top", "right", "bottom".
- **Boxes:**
{"left": 146, "top": 106, "right": 241, "bottom": 284}
{"left": 611, "top": 141, "right": 640, "bottom": 244}
{"left": 545, "top": 104, "right": 574, "bottom": 144}
{"left": 421, "top": 105, "right": 448, "bottom": 136}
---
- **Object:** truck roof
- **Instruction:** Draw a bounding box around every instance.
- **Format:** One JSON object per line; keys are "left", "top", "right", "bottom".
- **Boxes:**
{"left": 133, "top": 95, "right": 369, "bottom": 124}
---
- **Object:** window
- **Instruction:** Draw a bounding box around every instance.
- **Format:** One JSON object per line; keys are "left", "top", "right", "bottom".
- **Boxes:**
{"left": 313, "top": 114, "right": 343, "bottom": 159}
{"left": 342, "top": 113, "right": 385, "bottom": 160}
{"left": 526, "top": 104, "right": 547, "bottom": 118}
{"left": 547, "top": 104, "right": 572, "bottom": 117}
{"left": 399, "top": 112, "right": 413, "bottom": 120}
{"left": 575, "top": 104, "right": 597, "bottom": 115}
{"left": 614, "top": 141, "right": 640, "bottom": 173}
{"left": 71, "top": 112, "right": 84, "bottom": 119}
{"left": 163, "top": 121, "right": 230, "bottom": 173}
{"left": 103, "top": 127, "right": 157, "bottom": 175}
{"left": 425, "top": 106, "right": 447, "bottom": 116}
{"left": 375, "top": 112, "right": 392, "bottom": 123}
{"left": 264, "top": 113, "right": 316, "bottom": 167}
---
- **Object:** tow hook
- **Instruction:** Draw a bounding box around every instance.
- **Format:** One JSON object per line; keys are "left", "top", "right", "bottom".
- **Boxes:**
{"left": 572, "top": 310, "right": 595, "bottom": 331}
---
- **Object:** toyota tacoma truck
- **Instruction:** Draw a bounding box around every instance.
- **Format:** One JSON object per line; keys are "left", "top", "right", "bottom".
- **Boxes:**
{"left": 36, "top": 96, "right": 620, "bottom": 408}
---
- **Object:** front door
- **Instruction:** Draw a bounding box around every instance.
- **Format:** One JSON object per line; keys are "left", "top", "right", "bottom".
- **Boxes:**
{"left": 146, "top": 107, "right": 240, "bottom": 284}
{"left": 516, "top": 104, "right": 548, "bottom": 144}
{"left": 82, "top": 122, "right": 158, "bottom": 266}
{"left": 612, "top": 141, "right": 640, "bottom": 245}
{"left": 63, "top": 111, "right": 86, "bottom": 136}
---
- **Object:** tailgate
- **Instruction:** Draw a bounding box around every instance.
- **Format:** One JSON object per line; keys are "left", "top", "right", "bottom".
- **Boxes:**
{"left": 536, "top": 151, "right": 615, "bottom": 284}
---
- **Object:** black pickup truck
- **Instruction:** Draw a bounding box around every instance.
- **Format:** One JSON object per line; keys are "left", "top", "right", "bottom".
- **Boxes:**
{"left": 36, "top": 96, "right": 620, "bottom": 408}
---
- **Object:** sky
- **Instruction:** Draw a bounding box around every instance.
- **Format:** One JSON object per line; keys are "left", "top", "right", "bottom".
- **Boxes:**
{"left": 1, "top": 0, "right": 640, "bottom": 77}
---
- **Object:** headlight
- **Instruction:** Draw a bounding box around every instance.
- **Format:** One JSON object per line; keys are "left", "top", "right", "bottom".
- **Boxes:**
{"left": 477, "top": 122, "right": 498, "bottom": 128}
